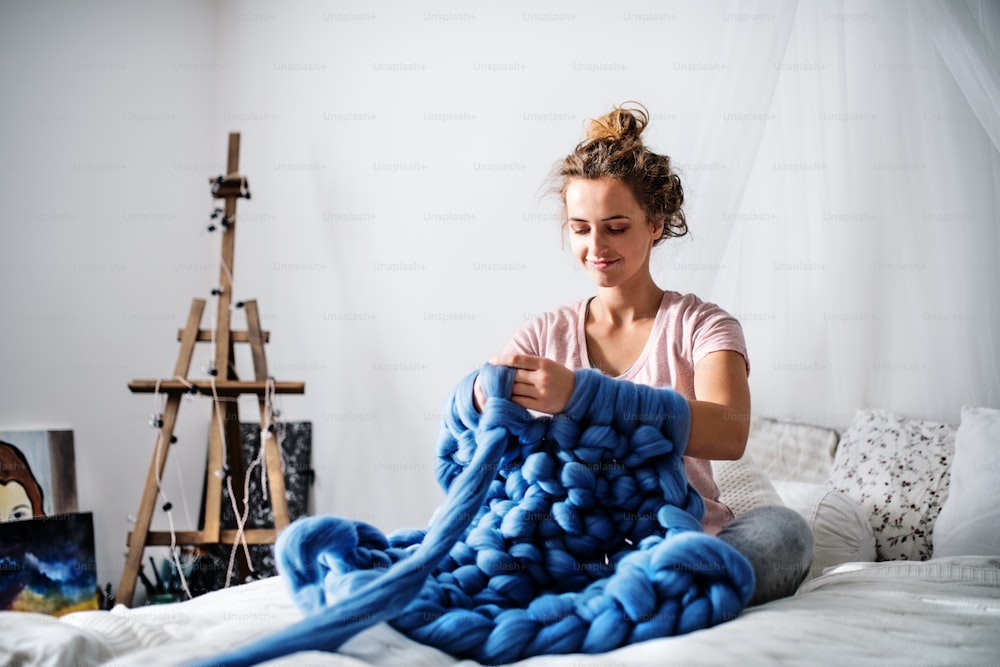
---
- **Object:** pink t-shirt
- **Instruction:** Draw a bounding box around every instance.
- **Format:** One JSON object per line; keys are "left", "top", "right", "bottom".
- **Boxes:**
{"left": 503, "top": 290, "right": 750, "bottom": 535}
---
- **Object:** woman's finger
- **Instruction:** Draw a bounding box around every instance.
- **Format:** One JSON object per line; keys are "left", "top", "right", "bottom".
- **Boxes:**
{"left": 489, "top": 353, "right": 541, "bottom": 370}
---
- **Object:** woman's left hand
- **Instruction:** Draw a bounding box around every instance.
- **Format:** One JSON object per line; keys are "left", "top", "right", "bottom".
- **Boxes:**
{"left": 488, "top": 354, "right": 575, "bottom": 415}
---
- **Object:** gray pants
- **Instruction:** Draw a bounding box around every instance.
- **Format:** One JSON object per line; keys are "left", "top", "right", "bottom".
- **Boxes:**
{"left": 717, "top": 505, "right": 815, "bottom": 606}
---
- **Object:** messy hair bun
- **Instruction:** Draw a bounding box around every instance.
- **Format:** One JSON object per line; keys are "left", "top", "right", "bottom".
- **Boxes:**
{"left": 552, "top": 102, "right": 687, "bottom": 244}
{"left": 584, "top": 103, "right": 648, "bottom": 144}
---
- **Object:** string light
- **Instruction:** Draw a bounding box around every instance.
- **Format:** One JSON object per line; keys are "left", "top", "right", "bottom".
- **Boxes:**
{"left": 207, "top": 207, "right": 223, "bottom": 232}
{"left": 205, "top": 214, "right": 236, "bottom": 382}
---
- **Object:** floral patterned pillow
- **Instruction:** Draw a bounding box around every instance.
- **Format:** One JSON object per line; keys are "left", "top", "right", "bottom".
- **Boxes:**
{"left": 826, "top": 408, "right": 955, "bottom": 561}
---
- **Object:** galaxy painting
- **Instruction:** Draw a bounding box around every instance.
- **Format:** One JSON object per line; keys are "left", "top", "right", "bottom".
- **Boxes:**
{"left": 0, "top": 512, "right": 99, "bottom": 615}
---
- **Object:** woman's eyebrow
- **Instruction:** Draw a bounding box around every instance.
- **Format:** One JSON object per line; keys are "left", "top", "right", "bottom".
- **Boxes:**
{"left": 568, "top": 214, "right": 632, "bottom": 222}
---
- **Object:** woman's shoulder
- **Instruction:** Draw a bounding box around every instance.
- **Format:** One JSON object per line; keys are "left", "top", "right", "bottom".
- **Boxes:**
{"left": 521, "top": 298, "right": 590, "bottom": 330}
{"left": 660, "top": 290, "right": 738, "bottom": 321}
{"left": 659, "top": 290, "right": 748, "bottom": 367}
{"left": 503, "top": 298, "right": 589, "bottom": 357}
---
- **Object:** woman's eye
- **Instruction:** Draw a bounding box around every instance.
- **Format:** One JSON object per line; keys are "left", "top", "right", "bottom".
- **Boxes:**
{"left": 608, "top": 227, "right": 626, "bottom": 234}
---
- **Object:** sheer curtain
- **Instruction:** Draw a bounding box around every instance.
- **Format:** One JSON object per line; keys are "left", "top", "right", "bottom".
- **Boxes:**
{"left": 661, "top": 1, "right": 1000, "bottom": 426}
{"left": 922, "top": 0, "right": 1000, "bottom": 152}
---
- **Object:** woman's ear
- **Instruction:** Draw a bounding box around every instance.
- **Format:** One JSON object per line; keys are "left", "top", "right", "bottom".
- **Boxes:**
{"left": 650, "top": 218, "right": 665, "bottom": 243}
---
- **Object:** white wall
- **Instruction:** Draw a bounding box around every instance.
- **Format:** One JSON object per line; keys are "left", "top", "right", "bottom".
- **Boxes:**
{"left": 1, "top": 0, "right": 997, "bottom": 600}
{"left": 0, "top": 1, "right": 226, "bottom": 600}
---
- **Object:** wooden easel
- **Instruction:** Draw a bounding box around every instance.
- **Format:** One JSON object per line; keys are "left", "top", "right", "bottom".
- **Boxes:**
{"left": 117, "top": 133, "right": 305, "bottom": 607}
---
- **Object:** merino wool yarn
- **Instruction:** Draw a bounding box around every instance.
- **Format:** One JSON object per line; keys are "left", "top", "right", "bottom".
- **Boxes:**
{"left": 203, "top": 364, "right": 755, "bottom": 666}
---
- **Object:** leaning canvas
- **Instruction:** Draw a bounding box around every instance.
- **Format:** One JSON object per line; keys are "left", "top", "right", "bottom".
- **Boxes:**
{"left": 0, "top": 512, "right": 99, "bottom": 615}
{"left": 0, "top": 430, "right": 78, "bottom": 519}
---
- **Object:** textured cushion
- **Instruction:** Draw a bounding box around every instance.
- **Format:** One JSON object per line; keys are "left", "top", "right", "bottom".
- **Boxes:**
{"left": 827, "top": 408, "right": 955, "bottom": 561}
{"left": 932, "top": 405, "right": 1000, "bottom": 557}
{"left": 712, "top": 453, "right": 784, "bottom": 517}
{"left": 744, "top": 417, "right": 839, "bottom": 484}
{"left": 774, "top": 480, "right": 876, "bottom": 581}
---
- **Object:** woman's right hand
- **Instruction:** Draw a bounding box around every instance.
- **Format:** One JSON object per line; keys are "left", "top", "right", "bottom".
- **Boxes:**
{"left": 476, "top": 354, "right": 575, "bottom": 415}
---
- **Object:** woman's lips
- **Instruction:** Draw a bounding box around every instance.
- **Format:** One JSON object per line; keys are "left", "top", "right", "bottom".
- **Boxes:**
{"left": 588, "top": 258, "right": 620, "bottom": 271}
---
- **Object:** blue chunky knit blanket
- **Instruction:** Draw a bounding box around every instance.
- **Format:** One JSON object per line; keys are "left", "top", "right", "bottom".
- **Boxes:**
{"left": 202, "top": 364, "right": 755, "bottom": 666}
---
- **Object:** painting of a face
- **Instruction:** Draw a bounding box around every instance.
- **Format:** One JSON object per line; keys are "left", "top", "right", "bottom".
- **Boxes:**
{"left": 0, "top": 431, "right": 77, "bottom": 519}
{"left": 0, "top": 441, "right": 45, "bottom": 522}
{"left": 0, "top": 480, "right": 33, "bottom": 521}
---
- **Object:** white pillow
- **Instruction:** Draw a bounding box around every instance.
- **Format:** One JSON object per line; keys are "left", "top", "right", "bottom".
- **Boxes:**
{"left": 744, "top": 417, "right": 839, "bottom": 484}
{"left": 827, "top": 408, "right": 955, "bottom": 561}
{"left": 712, "top": 453, "right": 784, "bottom": 518}
{"left": 932, "top": 405, "right": 1000, "bottom": 558}
{"left": 774, "top": 480, "right": 876, "bottom": 581}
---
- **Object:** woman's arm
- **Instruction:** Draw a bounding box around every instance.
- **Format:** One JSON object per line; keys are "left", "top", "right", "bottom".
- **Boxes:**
{"left": 482, "top": 351, "right": 750, "bottom": 461}
{"left": 687, "top": 350, "right": 751, "bottom": 460}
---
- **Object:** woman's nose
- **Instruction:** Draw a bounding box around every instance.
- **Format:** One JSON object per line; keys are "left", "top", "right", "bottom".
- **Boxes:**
{"left": 589, "top": 229, "right": 607, "bottom": 253}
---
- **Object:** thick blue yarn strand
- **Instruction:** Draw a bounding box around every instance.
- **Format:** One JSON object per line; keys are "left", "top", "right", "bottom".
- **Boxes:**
{"left": 198, "top": 364, "right": 755, "bottom": 667}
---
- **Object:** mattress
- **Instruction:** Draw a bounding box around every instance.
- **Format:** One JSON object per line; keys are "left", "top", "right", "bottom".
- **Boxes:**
{"left": 3, "top": 556, "right": 998, "bottom": 666}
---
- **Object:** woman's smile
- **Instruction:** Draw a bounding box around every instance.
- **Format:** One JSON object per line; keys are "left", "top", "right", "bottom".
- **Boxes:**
{"left": 587, "top": 257, "right": 621, "bottom": 271}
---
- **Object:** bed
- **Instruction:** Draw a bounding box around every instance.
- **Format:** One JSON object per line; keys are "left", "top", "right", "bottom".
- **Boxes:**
{"left": 3, "top": 405, "right": 1000, "bottom": 666}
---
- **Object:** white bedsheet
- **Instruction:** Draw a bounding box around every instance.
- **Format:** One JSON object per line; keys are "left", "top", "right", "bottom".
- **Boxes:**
{"left": 3, "top": 556, "right": 999, "bottom": 666}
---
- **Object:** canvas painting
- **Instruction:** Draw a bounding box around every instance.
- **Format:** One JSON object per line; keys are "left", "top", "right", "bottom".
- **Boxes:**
{"left": 0, "top": 430, "right": 77, "bottom": 520}
{"left": 186, "top": 421, "right": 312, "bottom": 596}
{"left": 0, "top": 512, "right": 99, "bottom": 615}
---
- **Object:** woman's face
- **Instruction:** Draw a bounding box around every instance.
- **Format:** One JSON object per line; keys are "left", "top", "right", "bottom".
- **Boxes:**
{"left": 0, "top": 480, "right": 33, "bottom": 521}
{"left": 565, "top": 178, "right": 663, "bottom": 290}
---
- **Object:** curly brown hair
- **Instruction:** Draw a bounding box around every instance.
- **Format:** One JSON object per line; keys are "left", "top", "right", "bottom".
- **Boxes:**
{"left": 551, "top": 102, "right": 687, "bottom": 246}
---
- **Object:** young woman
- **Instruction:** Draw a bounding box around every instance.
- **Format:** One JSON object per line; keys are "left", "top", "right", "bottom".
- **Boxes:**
{"left": 475, "top": 103, "right": 813, "bottom": 605}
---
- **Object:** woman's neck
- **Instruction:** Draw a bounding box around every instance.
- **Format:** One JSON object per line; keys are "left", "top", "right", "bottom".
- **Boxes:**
{"left": 590, "top": 283, "right": 665, "bottom": 326}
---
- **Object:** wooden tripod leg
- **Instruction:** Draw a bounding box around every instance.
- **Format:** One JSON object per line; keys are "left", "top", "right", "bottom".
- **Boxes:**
{"left": 119, "top": 299, "right": 204, "bottom": 607}
{"left": 259, "top": 397, "right": 290, "bottom": 530}
{"left": 245, "top": 299, "right": 290, "bottom": 531}
{"left": 202, "top": 401, "right": 226, "bottom": 544}
{"left": 118, "top": 393, "right": 182, "bottom": 607}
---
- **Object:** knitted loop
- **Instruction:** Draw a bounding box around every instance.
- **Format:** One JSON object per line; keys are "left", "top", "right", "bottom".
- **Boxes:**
{"left": 203, "top": 364, "right": 755, "bottom": 667}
